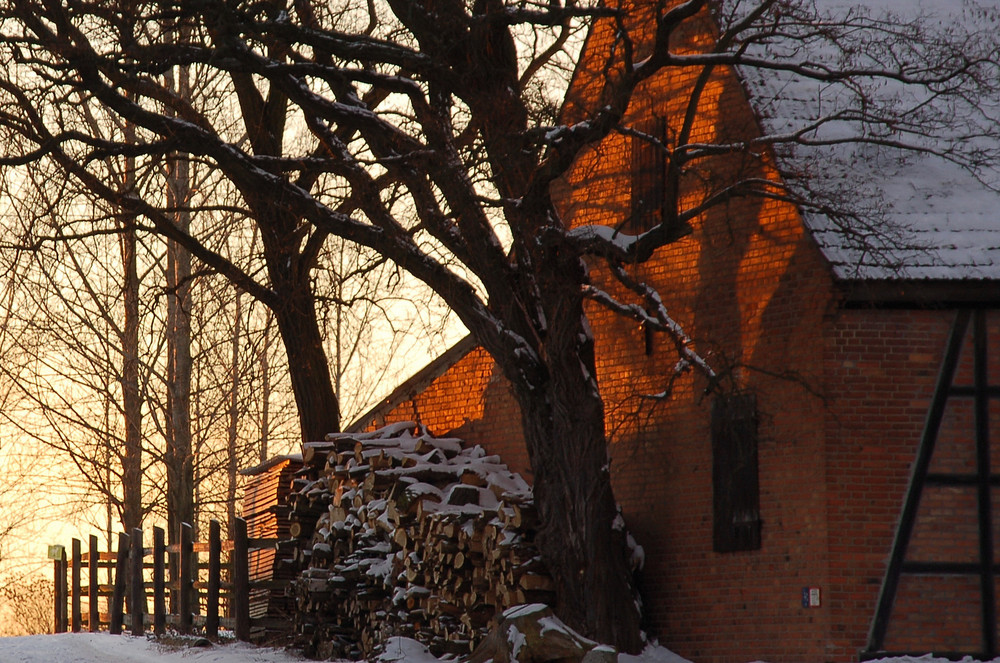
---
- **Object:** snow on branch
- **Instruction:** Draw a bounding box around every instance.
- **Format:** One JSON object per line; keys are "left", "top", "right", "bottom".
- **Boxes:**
{"left": 565, "top": 219, "right": 692, "bottom": 264}
{"left": 567, "top": 224, "right": 642, "bottom": 255}
{"left": 582, "top": 265, "right": 715, "bottom": 394}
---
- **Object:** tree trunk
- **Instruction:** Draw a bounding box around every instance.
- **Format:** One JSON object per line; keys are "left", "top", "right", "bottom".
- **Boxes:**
{"left": 120, "top": 215, "right": 142, "bottom": 534}
{"left": 270, "top": 278, "right": 341, "bottom": 441}
{"left": 165, "top": 108, "right": 195, "bottom": 542}
{"left": 227, "top": 292, "right": 241, "bottom": 536}
{"left": 250, "top": 201, "right": 340, "bottom": 442}
{"left": 160, "top": 46, "right": 197, "bottom": 608}
{"left": 517, "top": 326, "right": 643, "bottom": 652}
{"left": 165, "top": 227, "right": 195, "bottom": 534}
{"left": 490, "top": 242, "right": 644, "bottom": 652}
{"left": 259, "top": 309, "right": 272, "bottom": 464}
{"left": 119, "top": 133, "right": 142, "bottom": 535}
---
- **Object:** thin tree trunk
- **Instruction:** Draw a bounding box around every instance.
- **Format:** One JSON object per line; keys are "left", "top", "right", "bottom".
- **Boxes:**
{"left": 102, "top": 359, "right": 115, "bottom": 547}
{"left": 166, "top": 208, "right": 195, "bottom": 534}
{"left": 227, "top": 292, "right": 241, "bottom": 536}
{"left": 259, "top": 309, "right": 271, "bottom": 464}
{"left": 165, "top": 49, "right": 195, "bottom": 543}
{"left": 120, "top": 132, "right": 142, "bottom": 535}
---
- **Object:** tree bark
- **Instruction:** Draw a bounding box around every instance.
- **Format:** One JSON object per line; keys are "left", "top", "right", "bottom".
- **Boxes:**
{"left": 165, "top": 230, "right": 195, "bottom": 537}
{"left": 227, "top": 292, "right": 241, "bottom": 536}
{"left": 250, "top": 200, "right": 341, "bottom": 442}
{"left": 504, "top": 258, "right": 644, "bottom": 653}
{"left": 517, "top": 367, "right": 643, "bottom": 652}
{"left": 259, "top": 309, "right": 272, "bottom": 464}
{"left": 270, "top": 276, "right": 341, "bottom": 441}
{"left": 165, "top": 68, "right": 195, "bottom": 540}
{"left": 120, "top": 196, "right": 142, "bottom": 535}
{"left": 119, "top": 123, "right": 142, "bottom": 535}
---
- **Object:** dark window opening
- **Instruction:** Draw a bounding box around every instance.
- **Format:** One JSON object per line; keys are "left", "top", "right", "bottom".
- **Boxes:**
{"left": 643, "top": 317, "right": 655, "bottom": 355}
{"left": 711, "top": 391, "right": 762, "bottom": 553}
{"left": 629, "top": 116, "right": 668, "bottom": 234}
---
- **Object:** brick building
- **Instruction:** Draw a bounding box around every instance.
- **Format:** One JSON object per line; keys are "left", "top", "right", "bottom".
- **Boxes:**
{"left": 350, "top": 1, "right": 1000, "bottom": 661}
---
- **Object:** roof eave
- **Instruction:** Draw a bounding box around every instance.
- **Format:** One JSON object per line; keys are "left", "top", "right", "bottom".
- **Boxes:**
{"left": 839, "top": 278, "right": 1000, "bottom": 308}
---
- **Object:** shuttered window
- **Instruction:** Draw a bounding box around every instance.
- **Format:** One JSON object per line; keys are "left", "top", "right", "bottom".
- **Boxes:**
{"left": 711, "top": 391, "right": 762, "bottom": 553}
{"left": 628, "top": 116, "right": 668, "bottom": 234}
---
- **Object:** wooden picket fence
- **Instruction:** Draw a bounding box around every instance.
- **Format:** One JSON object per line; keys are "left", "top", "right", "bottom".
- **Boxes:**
{"left": 51, "top": 517, "right": 282, "bottom": 640}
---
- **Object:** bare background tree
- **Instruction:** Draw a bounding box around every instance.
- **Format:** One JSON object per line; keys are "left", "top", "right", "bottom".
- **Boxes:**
{"left": 0, "top": 576, "right": 53, "bottom": 636}
{"left": 0, "top": 0, "right": 450, "bottom": 564}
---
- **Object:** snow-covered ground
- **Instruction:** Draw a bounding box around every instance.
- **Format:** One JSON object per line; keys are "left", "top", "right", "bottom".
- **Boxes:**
{"left": 0, "top": 632, "right": 984, "bottom": 663}
{"left": 0, "top": 632, "right": 692, "bottom": 663}
{"left": 0, "top": 632, "right": 304, "bottom": 663}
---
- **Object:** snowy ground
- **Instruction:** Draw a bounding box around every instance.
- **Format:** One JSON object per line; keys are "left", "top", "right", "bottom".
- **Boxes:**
{"left": 0, "top": 632, "right": 981, "bottom": 663}
{"left": 0, "top": 632, "right": 304, "bottom": 662}
{"left": 0, "top": 632, "right": 695, "bottom": 663}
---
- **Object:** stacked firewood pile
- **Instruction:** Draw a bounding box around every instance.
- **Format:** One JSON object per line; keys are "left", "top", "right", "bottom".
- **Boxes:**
{"left": 286, "top": 422, "right": 553, "bottom": 660}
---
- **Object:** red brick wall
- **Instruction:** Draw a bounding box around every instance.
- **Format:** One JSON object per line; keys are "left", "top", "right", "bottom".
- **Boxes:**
{"left": 560, "top": 5, "right": 838, "bottom": 661}
{"left": 369, "top": 347, "right": 533, "bottom": 479}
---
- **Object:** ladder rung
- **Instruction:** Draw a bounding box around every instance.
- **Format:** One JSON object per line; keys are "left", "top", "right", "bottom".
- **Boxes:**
{"left": 925, "top": 474, "right": 1000, "bottom": 486}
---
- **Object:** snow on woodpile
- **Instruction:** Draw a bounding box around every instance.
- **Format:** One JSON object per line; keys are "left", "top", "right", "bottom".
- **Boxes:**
{"left": 285, "top": 422, "right": 551, "bottom": 660}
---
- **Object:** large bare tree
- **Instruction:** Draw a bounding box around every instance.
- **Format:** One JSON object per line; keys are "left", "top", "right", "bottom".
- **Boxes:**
{"left": 1, "top": 0, "right": 997, "bottom": 649}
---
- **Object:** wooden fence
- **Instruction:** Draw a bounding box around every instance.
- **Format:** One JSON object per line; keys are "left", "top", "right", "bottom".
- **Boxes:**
{"left": 51, "top": 517, "right": 283, "bottom": 640}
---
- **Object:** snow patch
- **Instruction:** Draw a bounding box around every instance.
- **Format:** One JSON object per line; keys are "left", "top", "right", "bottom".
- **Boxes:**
{"left": 507, "top": 624, "right": 527, "bottom": 660}
{"left": 502, "top": 602, "right": 551, "bottom": 620}
{"left": 376, "top": 637, "right": 440, "bottom": 663}
{"left": 627, "top": 532, "right": 646, "bottom": 572}
{"left": 619, "top": 642, "right": 695, "bottom": 663}
{"left": 538, "top": 615, "right": 598, "bottom": 647}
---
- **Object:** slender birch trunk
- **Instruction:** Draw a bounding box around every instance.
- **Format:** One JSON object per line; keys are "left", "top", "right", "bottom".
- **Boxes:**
{"left": 119, "top": 123, "right": 142, "bottom": 536}
{"left": 165, "top": 43, "right": 195, "bottom": 544}
{"left": 227, "top": 292, "right": 241, "bottom": 536}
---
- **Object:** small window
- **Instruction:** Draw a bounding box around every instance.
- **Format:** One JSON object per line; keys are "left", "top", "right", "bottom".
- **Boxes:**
{"left": 711, "top": 391, "right": 762, "bottom": 553}
{"left": 628, "top": 116, "right": 668, "bottom": 234}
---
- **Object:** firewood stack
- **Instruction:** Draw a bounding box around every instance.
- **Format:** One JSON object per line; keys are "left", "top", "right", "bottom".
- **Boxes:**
{"left": 286, "top": 422, "right": 553, "bottom": 660}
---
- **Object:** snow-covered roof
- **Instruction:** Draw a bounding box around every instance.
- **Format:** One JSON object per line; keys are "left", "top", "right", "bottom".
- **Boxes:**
{"left": 238, "top": 453, "right": 302, "bottom": 476}
{"left": 727, "top": 0, "right": 1000, "bottom": 281}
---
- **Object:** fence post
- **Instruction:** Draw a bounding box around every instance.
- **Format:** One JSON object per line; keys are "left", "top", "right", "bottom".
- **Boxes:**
{"left": 153, "top": 526, "right": 166, "bottom": 636}
{"left": 109, "top": 532, "right": 129, "bottom": 634}
{"left": 71, "top": 539, "right": 82, "bottom": 632}
{"left": 179, "top": 522, "right": 193, "bottom": 634}
{"left": 233, "top": 517, "right": 250, "bottom": 641}
{"left": 206, "top": 520, "right": 221, "bottom": 638}
{"left": 130, "top": 527, "right": 144, "bottom": 636}
{"left": 52, "top": 552, "right": 60, "bottom": 634}
{"left": 53, "top": 547, "right": 67, "bottom": 634}
{"left": 89, "top": 535, "right": 99, "bottom": 632}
